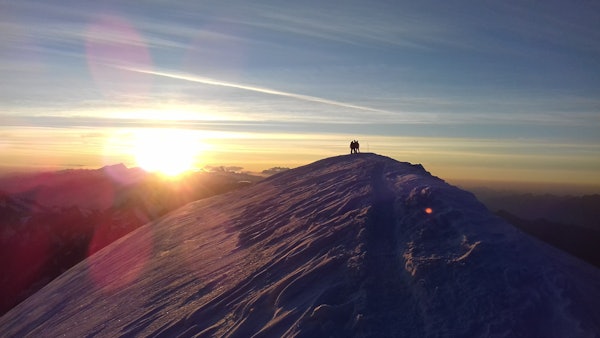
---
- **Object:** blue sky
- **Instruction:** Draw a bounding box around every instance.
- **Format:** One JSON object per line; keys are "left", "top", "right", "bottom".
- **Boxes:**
{"left": 1, "top": 0, "right": 599, "bottom": 189}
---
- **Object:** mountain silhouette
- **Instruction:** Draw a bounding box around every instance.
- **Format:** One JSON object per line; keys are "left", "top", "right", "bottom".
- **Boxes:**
{"left": 1, "top": 154, "right": 599, "bottom": 337}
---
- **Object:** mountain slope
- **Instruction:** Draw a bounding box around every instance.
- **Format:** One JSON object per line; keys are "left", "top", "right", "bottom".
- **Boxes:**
{"left": 1, "top": 154, "right": 599, "bottom": 337}
{"left": 0, "top": 166, "right": 260, "bottom": 316}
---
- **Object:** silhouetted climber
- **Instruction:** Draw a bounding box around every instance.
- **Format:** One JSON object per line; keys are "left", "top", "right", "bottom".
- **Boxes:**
{"left": 350, "top": 140, "right": 360, "bottom": 154}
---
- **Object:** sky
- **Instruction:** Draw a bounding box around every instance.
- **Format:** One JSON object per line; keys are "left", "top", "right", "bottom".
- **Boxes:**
{"left": 1, "top": 0, "right": 599, "bottom": 191}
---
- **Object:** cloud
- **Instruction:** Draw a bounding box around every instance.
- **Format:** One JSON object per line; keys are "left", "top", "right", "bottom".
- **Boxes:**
{"left": 262, "top": 167, "right": 290, "bottom": 175}
{"left": 121, "top": 66, "right": 398, "bottom": 118}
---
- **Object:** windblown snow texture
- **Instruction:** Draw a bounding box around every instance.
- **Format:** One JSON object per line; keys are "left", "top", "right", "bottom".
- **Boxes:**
{"left": 1, "top": 154, "right": 599, "bottom": 337}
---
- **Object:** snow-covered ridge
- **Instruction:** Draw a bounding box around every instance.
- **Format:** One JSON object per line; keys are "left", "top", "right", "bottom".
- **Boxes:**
{"left": 1, "top": 153, "right": 599, "bottom": 337}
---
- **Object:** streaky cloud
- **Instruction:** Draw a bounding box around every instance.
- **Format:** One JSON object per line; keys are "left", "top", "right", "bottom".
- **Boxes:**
{"left": 121, "top": 66, "right": 398, "bottom": 117}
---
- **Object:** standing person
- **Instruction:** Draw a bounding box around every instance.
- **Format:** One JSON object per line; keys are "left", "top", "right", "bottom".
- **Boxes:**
{"left": 350, "top": 140, "right": 360, "bottom": 154}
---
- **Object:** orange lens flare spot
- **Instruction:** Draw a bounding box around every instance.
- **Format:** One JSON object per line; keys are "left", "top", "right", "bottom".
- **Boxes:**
{"left": 425, "top": 207, "right": 433, "bottom": 214}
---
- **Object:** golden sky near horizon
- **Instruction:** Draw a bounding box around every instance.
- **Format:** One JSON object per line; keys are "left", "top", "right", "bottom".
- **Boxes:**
{"left": 2, "top": 125, "right": 599, "bottom": 192}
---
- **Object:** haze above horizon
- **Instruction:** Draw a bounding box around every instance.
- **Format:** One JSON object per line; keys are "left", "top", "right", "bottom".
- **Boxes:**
{"left": 1, "top": 1, "right": 599, "bottom": 190}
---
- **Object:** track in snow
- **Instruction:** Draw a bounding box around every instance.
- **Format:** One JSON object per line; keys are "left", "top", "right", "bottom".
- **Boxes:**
{"left": 359, "top": 162, "right": 423, "bottom": 336}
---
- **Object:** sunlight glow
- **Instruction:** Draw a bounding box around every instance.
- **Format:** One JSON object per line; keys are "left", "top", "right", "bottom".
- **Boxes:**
{"left": 133, "top": 128, "right": 207, "bottom": 177}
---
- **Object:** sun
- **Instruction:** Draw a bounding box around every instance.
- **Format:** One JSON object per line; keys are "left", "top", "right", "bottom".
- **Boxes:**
{"left": 132, "top": 128, "right": 204, "bottom": 177}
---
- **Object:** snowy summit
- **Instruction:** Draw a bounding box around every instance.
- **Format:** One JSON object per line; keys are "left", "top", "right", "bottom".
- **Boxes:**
{"left": 1, "top": 153, "right": 599, "bottom": 337}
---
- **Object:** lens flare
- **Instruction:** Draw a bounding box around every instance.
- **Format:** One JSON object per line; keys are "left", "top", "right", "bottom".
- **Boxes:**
{"left": 85, "top": 13, "right": 152, "bottom": 99}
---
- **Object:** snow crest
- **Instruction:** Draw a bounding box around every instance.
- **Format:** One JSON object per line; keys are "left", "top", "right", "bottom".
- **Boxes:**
{"left": 1, "top": 154, "right": 599, "bottom": 337}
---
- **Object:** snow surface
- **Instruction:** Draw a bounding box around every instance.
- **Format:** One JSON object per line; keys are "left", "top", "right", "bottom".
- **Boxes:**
{"left": 1, "top": 153, "right": 599, "bottom": 337}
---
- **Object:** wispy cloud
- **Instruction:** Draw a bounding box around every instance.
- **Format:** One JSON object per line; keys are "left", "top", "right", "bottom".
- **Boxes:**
{"left": 121, "top": 66, "right": 399, "bottom": 118}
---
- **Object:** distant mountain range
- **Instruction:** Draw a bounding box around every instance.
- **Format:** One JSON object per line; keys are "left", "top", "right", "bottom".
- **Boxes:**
{"left": 469, "top": 189, "right": 600, "bottom": 268}
{"left": 472, "top": 189, "right": 600, "bottom": 231}
{"left": 0, "top": 165, "right": 261, "bottom": 315}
